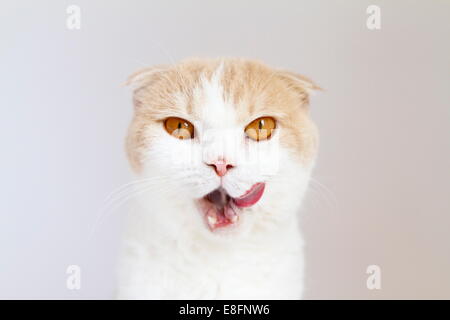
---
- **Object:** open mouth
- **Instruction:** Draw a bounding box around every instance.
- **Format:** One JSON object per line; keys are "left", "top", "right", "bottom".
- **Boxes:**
{"left": 198, "top": 183, "right": 265, "bottom": 231}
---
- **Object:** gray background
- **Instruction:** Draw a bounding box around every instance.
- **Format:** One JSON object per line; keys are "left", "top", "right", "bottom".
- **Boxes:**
{"left": 1, "top": 0, "right": 449, "bottom": 299}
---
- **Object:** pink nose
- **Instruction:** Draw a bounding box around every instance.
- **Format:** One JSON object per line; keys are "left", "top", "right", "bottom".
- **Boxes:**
{"left": 207, "top": 159, "right": 234, "bottom": 177}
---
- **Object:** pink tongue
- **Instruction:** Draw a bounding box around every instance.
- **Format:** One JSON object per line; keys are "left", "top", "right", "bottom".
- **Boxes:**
{"left": 233, "top": 183, "right": 265, "bottom": 208}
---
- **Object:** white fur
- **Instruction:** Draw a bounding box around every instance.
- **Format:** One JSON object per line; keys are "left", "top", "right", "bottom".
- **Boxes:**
{"left": 117, "top": 69, "right": 314, "bottom": 299}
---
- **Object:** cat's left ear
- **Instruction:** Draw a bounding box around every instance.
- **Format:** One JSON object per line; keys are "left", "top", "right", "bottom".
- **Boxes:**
{"left": 276, "top": 70, "right": 322, "bottom": 104}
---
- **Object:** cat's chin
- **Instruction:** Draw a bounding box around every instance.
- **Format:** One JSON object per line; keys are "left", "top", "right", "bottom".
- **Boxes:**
{"left": 196, "top": 183, "right": 265, "bottom": 232}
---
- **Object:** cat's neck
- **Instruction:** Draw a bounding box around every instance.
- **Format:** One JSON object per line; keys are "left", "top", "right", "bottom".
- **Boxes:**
{"left": 125, "top": 197, "right": 302, "bottom": 251}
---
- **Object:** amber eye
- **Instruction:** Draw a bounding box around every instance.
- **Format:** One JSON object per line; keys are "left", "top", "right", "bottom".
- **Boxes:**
{"left": 164, "top": 117, "right": 194, "bottom": 140}
{"left": 244, "top": 117, "right": 276, "bottom": 141}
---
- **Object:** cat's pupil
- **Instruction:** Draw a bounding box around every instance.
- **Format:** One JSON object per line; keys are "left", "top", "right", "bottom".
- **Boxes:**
{"left": 177, "top": 122, "right": 182, "bottom": 129}
{"left": 258, "top": 120, "right": 263, "bottom": 130}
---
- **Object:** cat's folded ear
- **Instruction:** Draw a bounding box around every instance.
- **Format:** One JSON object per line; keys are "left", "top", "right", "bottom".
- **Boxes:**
{"left": 276, "top": 70, "right": 322, "bottom": 105}
{"left": 124, "top": 65, "right": 169, "bottom": 90}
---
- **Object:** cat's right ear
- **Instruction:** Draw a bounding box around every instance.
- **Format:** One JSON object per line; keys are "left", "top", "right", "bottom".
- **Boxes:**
{"left": 124, "top": 65, "right": 169, "bottom": 90}
{"left": 124, "top": 65, "right": 170, "bottom": 111}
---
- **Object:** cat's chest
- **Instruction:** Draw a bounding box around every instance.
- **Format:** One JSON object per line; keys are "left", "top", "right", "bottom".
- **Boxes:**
{"left": 158, "top": 243, "right": 302, "bottom": 299}
{"left": 120, "top": 230, "right": 304, "bottom": 299}
{"left": 170, "top": 240, "right": 297, "bottom": 276}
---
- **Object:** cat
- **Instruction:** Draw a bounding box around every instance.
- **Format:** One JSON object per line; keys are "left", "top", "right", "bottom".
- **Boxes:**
{"left": 116, "top": 58, "right": 320, "bottom": 299}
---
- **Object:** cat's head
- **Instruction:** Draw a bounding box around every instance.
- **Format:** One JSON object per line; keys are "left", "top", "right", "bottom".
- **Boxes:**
{"left": 126, "top": 58, "right": 319, "bottom": 238}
